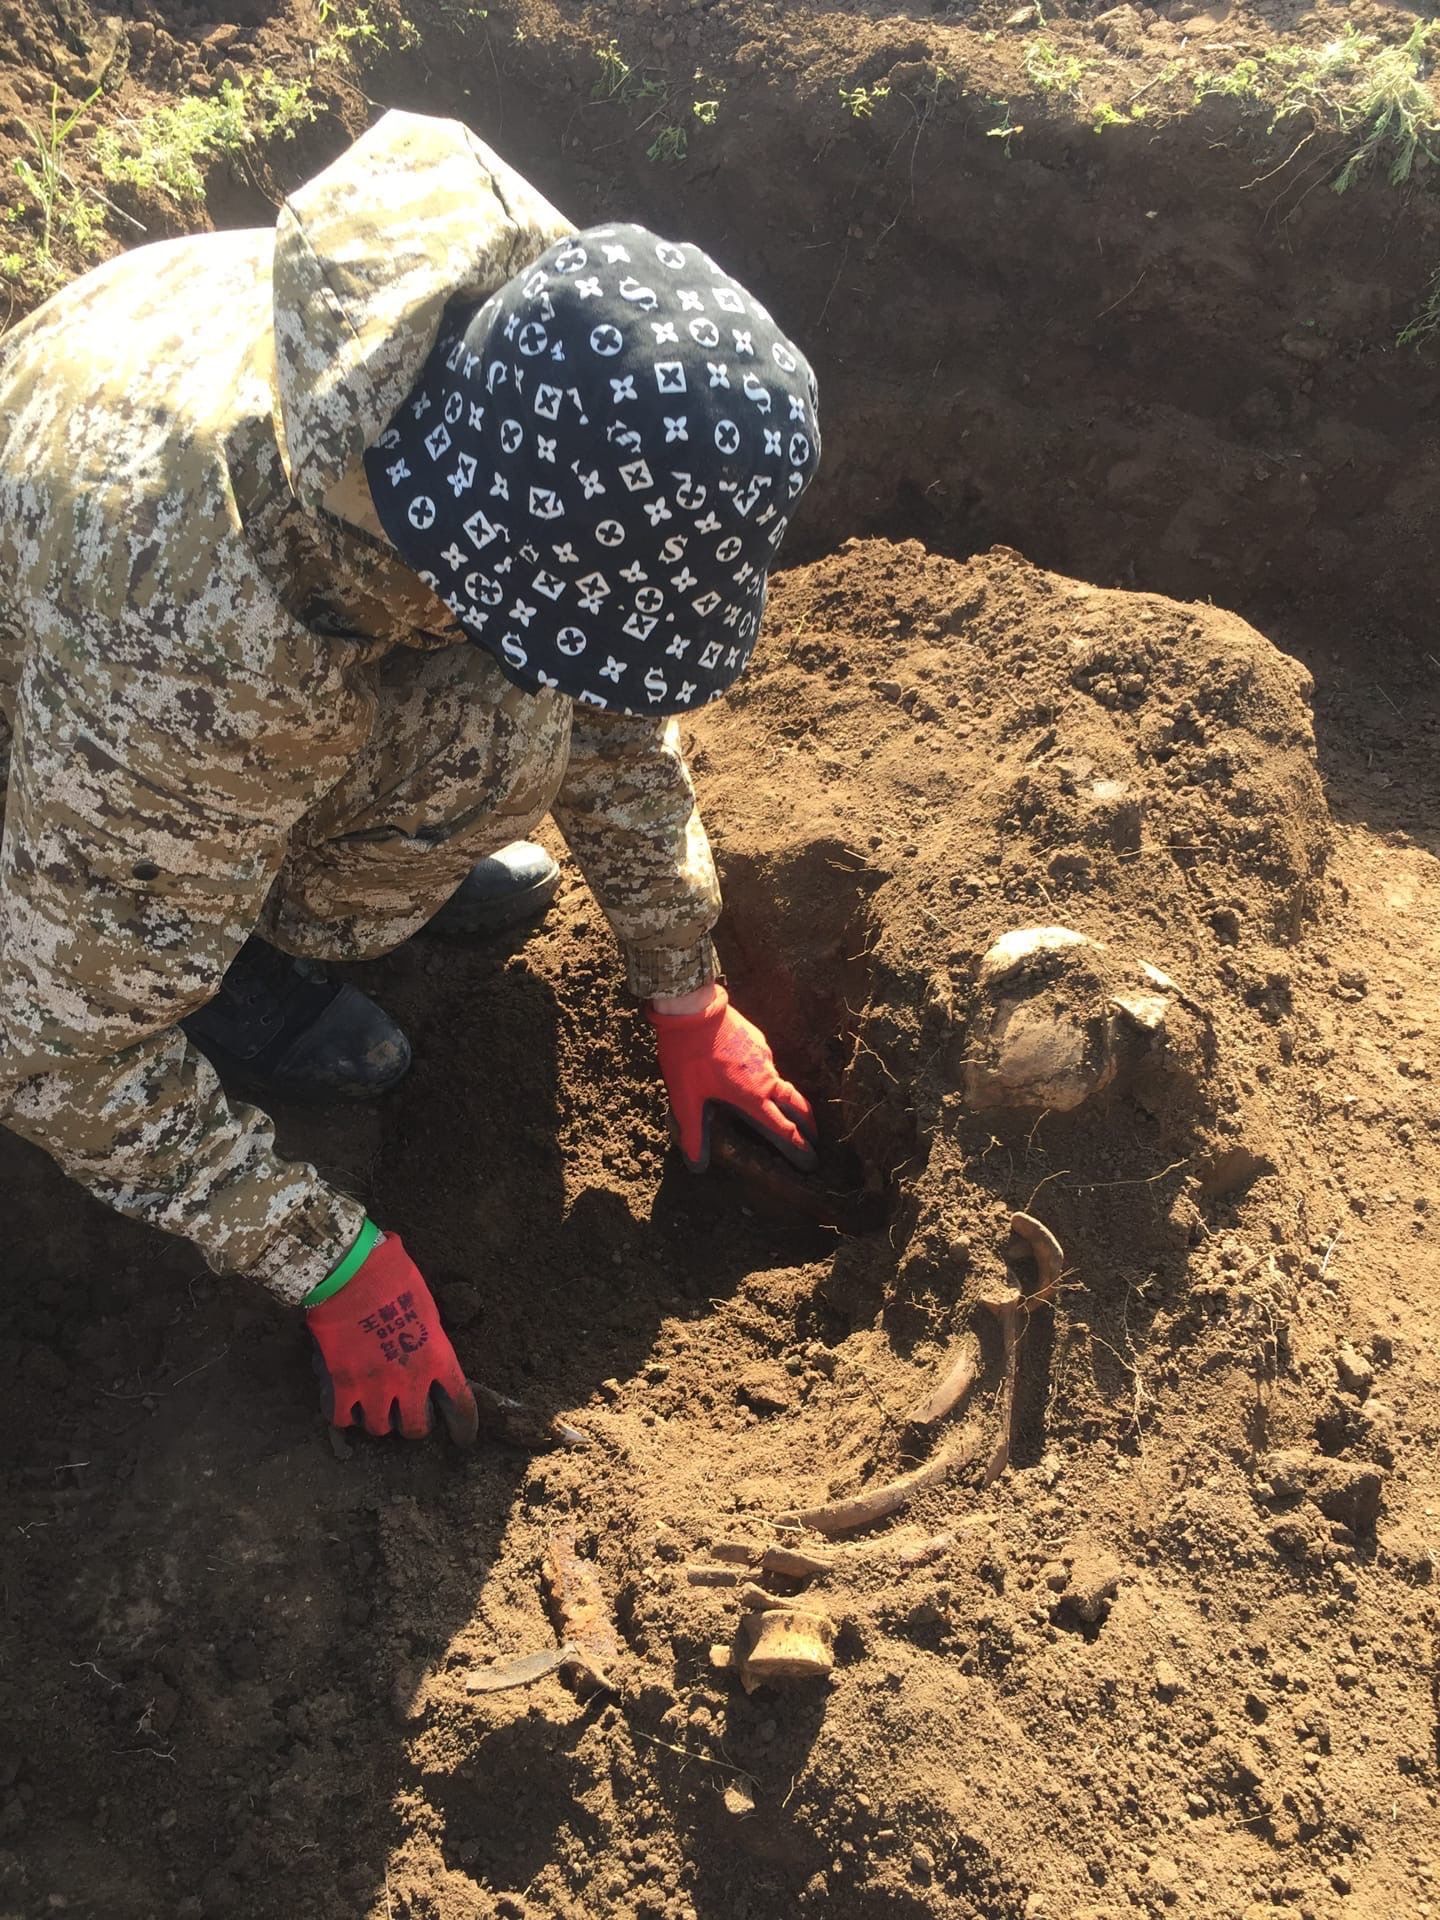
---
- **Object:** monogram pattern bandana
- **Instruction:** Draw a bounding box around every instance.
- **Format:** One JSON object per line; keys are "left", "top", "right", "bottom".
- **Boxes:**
{"left": 364, "top": 224, "right": 820, "bottom": 715}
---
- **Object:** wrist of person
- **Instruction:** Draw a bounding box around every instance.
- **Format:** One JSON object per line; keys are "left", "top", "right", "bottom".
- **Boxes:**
{"left": 302, "top": 1218, "right": 383, "bottom": 1307}
{"left": 650, "top": 982, "right": 724, "bottom": 1018}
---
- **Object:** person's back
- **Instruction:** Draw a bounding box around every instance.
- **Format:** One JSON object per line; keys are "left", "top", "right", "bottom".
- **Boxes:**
{"left": 0, "top": 228, "right": 278, "bottom": 655}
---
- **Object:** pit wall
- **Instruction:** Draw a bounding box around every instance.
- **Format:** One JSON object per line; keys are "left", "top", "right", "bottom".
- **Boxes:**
{"left": 351, "top": 0, "right": 1440, "bottom": 676}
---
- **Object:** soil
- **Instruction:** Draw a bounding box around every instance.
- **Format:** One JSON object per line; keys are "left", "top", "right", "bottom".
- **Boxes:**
{"left": 2, "top": 3, "right": 1440, "bottom": 1919}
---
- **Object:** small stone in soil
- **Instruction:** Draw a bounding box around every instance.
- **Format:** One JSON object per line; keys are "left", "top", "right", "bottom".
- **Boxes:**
{"left": 1154, "top": 1658, "right": 1186, "bottom": 1700}
{"left": 1335, "top": 1344, "right": 1374, "bottom": 1398}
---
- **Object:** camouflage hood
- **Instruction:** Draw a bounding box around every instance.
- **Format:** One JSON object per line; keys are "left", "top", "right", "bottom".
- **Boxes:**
{"left": 271, "top": 109, "right": 574, "bottom": 511}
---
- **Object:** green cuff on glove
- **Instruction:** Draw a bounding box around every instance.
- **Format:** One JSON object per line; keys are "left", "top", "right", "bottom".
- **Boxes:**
{"left": 302, "top": 1218, "right": 382, "bottom": 1307}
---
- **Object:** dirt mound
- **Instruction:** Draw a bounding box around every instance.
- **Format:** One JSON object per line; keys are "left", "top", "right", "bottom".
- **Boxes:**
{"left": 4, "top": 534, "right": 1438, "bottom": 1920}
{"left": 374, "top": 545, "right": 1428, "bottom": 1920}
{"left": 703, "top": 541, "right": 1331, "bottom": 1174}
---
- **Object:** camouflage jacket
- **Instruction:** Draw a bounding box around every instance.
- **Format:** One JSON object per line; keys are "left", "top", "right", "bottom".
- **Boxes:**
{"left": 0, "top": 113, "right": 721, "bottom": 1301}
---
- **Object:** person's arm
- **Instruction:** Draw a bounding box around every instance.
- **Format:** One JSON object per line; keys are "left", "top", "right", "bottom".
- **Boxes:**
{"left": 0, "top": 588, "right": 372, "bottom": 1299}
{"left": 549, "top": 707, "right": 722, "bottom": 999}
{"left": 550, "top": 706, "right": 817, "bottom": 1169}
{"left": 0, "top": 593, "right": 480, "bottom": 1441}
{"left": 2, "top": 1031, "right": 365, "bottom": 1301}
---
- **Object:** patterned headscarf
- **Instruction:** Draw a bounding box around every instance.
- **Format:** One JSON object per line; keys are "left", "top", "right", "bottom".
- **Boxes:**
{"left": 364, "top": 224, "right": 820, "bottom": 715}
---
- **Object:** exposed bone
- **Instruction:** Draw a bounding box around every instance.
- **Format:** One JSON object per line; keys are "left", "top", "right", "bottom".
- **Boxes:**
{"left": 983, "top": 1211, "right": 1065, "bottom": 1485}
{"left": 714, "top": 1537, "right": 947, "bottom": 1580}
{"left": 904, "top": 1333, "right": 981, "bottom": 1429}
{"left": 895, "top": 1531, "right": 955, "bottom": 1568}
{"left": 711, "top": 1540, "right": 765, "bottom": 1565}
{"left": 736, "top": 1608, "right": 837, "bottom": 1689}
{"left": 738, "top": 1582, "right": 791, "bottom": 1612}
{"left": 980, "top": 1289, "right": 1023, "bottom": 1489}
{"left": 977, "top": 926, "right": 1098, "bottom": 988}
{"left": 464, "top": 1644, "right": 604, "bottom": 1695}
{"left": 685, "top": 1565, "right": 742, "bottom": 1587}
{"left": 1111, "top": 992, "right": 1170, "bottom": 1033}
{"left": 781, "top": 1420, "right": 986, "bottom": 1536}
{"left": 759, "top": 1545, "right": 835, "bottom": 1579}
{"left": 543, "top": 1532, "right": 621, "bottom": 1696}
{"left": 966, "top": 927, "right": 1118, "bottom": 1114}
{"left": 1008, "top": 1210, "right": 1063, "bottom": 1304}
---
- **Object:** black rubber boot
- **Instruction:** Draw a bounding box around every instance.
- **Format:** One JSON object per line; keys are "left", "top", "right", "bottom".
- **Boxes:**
{"left": 426, "top": 840, "right": 561, "bottom": 937}
{"left": 183, "top": 939, "right": 411, "bottom": 1102}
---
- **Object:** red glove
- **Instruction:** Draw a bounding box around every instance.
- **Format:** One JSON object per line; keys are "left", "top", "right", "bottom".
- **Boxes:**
{"left": 306, "top": 1233, "right": 479, "bottom": 1445}
{"left": 648, "top": 986, "right": 819, "bottom": 1172}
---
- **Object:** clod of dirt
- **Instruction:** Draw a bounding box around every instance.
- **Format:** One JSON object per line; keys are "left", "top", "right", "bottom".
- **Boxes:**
{"left": 472, "top": 1382, "right": 591, "bottom": 1451}
{"left": 1254, "top": 1450, "right": 1386, "bottom": 1537}
{"left": 736, "top": 1608, "right": 837, "bottom": 1689}
{"left": 737, "top": 1368, "right": 793, "bottom": 1416}
{"left": 1335, "top": 1343, "right": 1375, "bottom": 1400}
{"left": 1153, "top": 1658, "right": 1188, "bottom": 1701}
{"left": 1051, "top": 1545, "right": 1125, "bottom": 1631}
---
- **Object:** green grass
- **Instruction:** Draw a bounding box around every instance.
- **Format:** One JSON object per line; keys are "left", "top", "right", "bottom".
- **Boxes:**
{"left": 591, "top": 41, "right": 722, "bottom": 163}
{"left": 1331, "top": 22, "right": 1438, "bottom": 190}
{"left": 314, "top": 0, "right": 418, "bottom": 61}
{"left": 1195, "top": 22, "right": 1439, "bottom": 191}
{"left": 1023, "top": 38, "right": 1089, "bottom": 99}
{"left": 839, "top": 81, "right": 891, "bottom": 119}
{"left": 10, "top": 84, "right": 105, "bottom": 272}
{"left": 592, "top": 39, "right": 665, "bottom": 107}
{"left": 646, "top": 124, "right": 687, "bottom": 165}
{"left": 92, "top": 71, "right": 316, "bottom": 208}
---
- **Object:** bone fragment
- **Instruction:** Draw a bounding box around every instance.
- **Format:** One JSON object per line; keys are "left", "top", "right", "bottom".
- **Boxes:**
{"left": 895, "top": 1531, "right": 955, "bottom": 1568}
{"left": 739, "top": 1582, "right": 791, "bottom": 1612}
{"left": 1008, "top": 1211, "right": 1063, "bottom": 1303}
{"left": 464, "top": 1644, "right": 611, "bottom": 1694}
{"left": 905, "top": 1334, "right": 981, "bottom": 1429}
{"left": 980, "top": 1289, "right": 1023, "bottom": 1489}
{"left": 543, "top": 1532, "right": 621, "bottom": 1695}
{"left": 685, "top": 1565, "right": 742, "bottom": 1587}
{"left": 711, "top": 1540, "right": 765, "bottom": 1565}
{"left": 983, "top": 1211, "right": 1064, "bottom": 1484}
{"left": 758, "top": 1545, "right": 834, "bottom": 1579}
{"left": 780, "top": 1421, "right": 986, "bottom": 1536}
{"left": 736, "top": 1609, "right": 837, "bottom": 1689}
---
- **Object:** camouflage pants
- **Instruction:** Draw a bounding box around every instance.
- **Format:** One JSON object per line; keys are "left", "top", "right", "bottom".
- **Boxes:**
{"left": 258, "top": 640, "right": 571, "bottom": 963}
{"left": 0, "top": 623, "right": 717, "bottom": 1298}
{"left": 0, "top": 637, "right": 567, "bottom": 1298}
